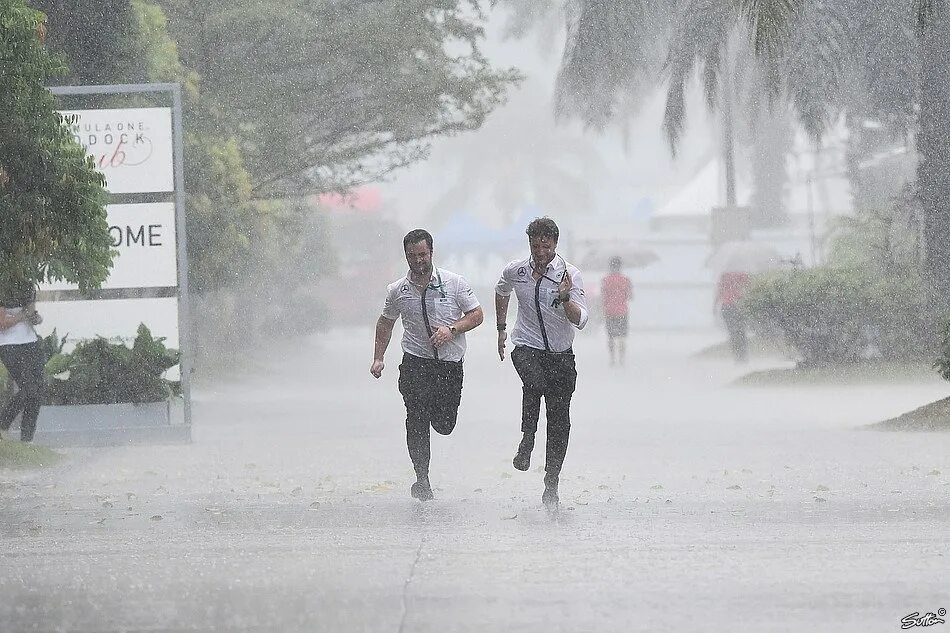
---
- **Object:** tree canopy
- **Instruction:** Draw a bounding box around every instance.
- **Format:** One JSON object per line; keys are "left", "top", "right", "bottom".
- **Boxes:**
{"left": 30, "top": 0, "right": 518, "bottom": 292}
{"left": 156, "top": 0, "right": 521, "bottom": 197}
{"left": 0, "top": 0, "right": 113, "bottom": 293}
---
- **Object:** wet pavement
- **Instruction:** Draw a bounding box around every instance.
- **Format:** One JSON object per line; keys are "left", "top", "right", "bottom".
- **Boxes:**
{"left": 1, "top": 327, "right": 949, "bottom": 632}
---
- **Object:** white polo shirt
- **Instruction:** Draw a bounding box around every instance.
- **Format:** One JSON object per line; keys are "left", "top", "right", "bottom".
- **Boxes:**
{"left": 495, "top": 255, "right": 589, "bottom": 353}
{"left": 382, "top": 268, "right": 480, "bottom": 362}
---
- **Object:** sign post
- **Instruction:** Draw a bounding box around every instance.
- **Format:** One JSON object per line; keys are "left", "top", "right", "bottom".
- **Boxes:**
{"left": 37, "top": 83, "right": 193, "bottom": 441}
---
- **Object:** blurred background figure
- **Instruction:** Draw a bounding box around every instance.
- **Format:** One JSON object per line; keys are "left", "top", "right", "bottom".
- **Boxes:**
{"left": 600, "top": 256, "right": 633, "bottom": 366}
{"left": 708, "top": 240, "right": 781, "bottom": 363}
{"left": 714, "top": 270, "right": 751, "bottom": 363}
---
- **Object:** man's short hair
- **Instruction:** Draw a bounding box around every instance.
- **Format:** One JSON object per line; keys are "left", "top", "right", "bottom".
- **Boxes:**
{"left": 403, "top": 229, "right": 433, "bottom": 252}
{"left": 526, "top": 217, "right": 559, "bottom": 242}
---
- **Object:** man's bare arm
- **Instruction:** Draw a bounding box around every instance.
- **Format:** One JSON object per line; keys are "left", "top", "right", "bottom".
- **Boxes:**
{"left": 495, "top": 293, "right": 510, "bottom": 361}
{"left": 370, "top": 316, "right": 396, "bottom": 378}
{"left": 452, "top": 306, "right": 484, "bottom": 334}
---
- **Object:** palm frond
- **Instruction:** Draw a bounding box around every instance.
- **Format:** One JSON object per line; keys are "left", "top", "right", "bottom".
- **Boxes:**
{"left": 662, "top": 77, "right": 687, "bottom": 156}
{"left": 554, "top": 0, "right": 668, "bottom": 128}
{"left": 702, "top": 47, "right": 722, "bottom": 110}
{"left": 780, "top": 0, "right": 852, "bottom": 140}
{"left": 661, "top": 0, "right": 733, "bottom": 152}
{"left": 736, "top": 0, "right": 806, "bottom": 54}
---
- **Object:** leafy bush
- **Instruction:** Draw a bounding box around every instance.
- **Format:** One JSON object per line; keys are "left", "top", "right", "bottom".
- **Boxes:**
{"left": 742, "top": 266, "right": 936, "bottom": 366}
{"left": 935, "top": 323, "right": 950, "bottom": 382}
{"left": 46, "top": 324, "right": 179, "bottom": 405}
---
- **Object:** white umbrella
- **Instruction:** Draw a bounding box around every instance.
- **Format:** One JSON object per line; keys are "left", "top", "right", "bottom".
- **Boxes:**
{"left": 706, "top": 240, "right": 782, "bottom": 274}
{"left": 580, "top": 245, "right": 660, "bottom": 270}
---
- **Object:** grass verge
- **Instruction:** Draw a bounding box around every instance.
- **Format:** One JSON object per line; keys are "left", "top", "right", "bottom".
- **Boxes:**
{"left": 734, "top": 360, "right": 941, "bottom": 387}
{"left": 693, "top": 337, "right": 791, "bottom": 361}
{"left": 0, "top": 440, "right": 64, "bottom": 469}
{"left": 869, "top": 397, "right": 950, "bottom": 432}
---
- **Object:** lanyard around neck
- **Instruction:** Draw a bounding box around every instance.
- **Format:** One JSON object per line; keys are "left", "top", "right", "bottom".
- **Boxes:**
{"left": 419, "top": 267, "right": 444, "bottom": 360}
{"left": 428, "top": 269, "right": 446, "bottom": 298}
{"left": 410, "top": 268, "right": 445, "bottom": 298}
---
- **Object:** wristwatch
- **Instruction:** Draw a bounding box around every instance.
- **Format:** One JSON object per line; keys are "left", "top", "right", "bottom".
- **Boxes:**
{"left": 449, "top": 325, "right": 458, "bottom": 336}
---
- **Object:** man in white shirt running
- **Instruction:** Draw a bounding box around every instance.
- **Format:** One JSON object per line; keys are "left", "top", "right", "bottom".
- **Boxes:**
{"left": 371, "top": 229, "right": 484, "bottom": 501}
{"left": 495, "top": 217, "right": 589, "bottom": 509}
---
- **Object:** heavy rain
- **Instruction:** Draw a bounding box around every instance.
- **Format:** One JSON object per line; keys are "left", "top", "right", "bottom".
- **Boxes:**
{"left": 1, "top": 1, "right": 950, "bottom": 631}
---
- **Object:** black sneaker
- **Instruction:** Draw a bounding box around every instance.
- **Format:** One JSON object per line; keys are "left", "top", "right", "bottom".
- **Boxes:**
{"left": 512, "top": 433, "right": 535, "bottom": 472}
{"left": 542, "top": 473, "right": 559, "bottom": 509}
{"left": 410, "top": 478, "right": 434, "bottom": 502}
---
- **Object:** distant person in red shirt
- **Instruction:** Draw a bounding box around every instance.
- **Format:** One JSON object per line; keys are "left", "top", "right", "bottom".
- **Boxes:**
{"left": 715, "top": 271, "right": 750, "bottom": 362}
{"left": 601, "top": 256, "right": 633, "bottom": 366}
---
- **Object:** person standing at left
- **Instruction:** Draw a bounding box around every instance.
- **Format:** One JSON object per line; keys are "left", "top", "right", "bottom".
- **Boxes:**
{"left": 370, "top": 229, "right": 484, "bottom": 501}
{"left": 0, "top": 279, "right": 45, "bottom": 442}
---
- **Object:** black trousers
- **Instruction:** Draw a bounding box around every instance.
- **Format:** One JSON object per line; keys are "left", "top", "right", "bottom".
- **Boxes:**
{"left": 721, "top": 304, "right": 748, "bottom": 362}
{"left": 510, "top": 345, "right": 577, "bottom": 477}
{"left": 0, "top": 341, "right": 46, "bottom": 442}
{"left": 398, "top": 353, "right": 464, "bottom": 478}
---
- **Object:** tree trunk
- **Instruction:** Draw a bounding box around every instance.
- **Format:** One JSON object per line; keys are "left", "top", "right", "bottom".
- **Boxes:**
{"left": 721, "top": 43, "right": 738, "bottom": 213}
{"left": 918, "top": 5, "right": 950, "bottom": 313}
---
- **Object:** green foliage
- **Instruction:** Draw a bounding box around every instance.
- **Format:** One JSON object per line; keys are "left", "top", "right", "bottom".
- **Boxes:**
{"left": 0, "top": 0, "right": 114, "bottom": 292}
{"left": 156, "top": 0, "right": 521, "bottom": 196}
{"left": 38, "top": 328, "right": 65, "bottom": 358}
{"left": 29, "top": 0, "right": 516, "bottom": 295}
{"left": 46, "top": 324, "right": 180, "bottom": 405}
{"left": 0, "top": 440, "right": 62, "bottom": 469}
{"left": 934, "top": 321, "right": 950, "bottom": 381}
{"left": 38, "top": 329, "right": 67, "bottom": 377}
{"left": 827, "top": 185, "right": 922, "bottom": 272}
{"left": 743, "top": 266, "right": 935, "bottom": 365}
{"left": 29, "top": 0, "right": 141, "bottom": 85}
{"left": 131, "top": 0, "right": 192, "bottom": 85}
{"left": 184, "top": 134, "right": 265, "bottom": 292}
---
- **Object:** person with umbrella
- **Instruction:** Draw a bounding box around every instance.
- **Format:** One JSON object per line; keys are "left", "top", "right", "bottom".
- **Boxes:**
{"left": 708, "top": 241, "right": 779, "bottom": 363}
{"left": 714, "top": 269, "right": 751, "bottom": 363}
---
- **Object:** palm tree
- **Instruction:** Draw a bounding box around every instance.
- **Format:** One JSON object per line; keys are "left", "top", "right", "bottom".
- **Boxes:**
{"left": 553, "top": 0, "right": 671, "bottom": 129}
{"left": 514, "top": 0, "right": 920, "bottom": 236}
{"left": 915, "top": 0, "right": 950, "bottom": 307}
{"left": 539, "top": 0, "right": 847, "bottom": 230}
{"left": 742, "top": 0, "right": 949, "bottom": 305}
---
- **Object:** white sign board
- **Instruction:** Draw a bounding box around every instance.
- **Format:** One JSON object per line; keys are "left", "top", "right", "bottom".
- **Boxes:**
{"left": 43, "top": 203, "right": 178, "bottom": 290}
{"left": 35, "top": 297, "right": 180, "bottom": 348}
{"left": 62, "top": 107, "right": 174, "bottom": 194}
